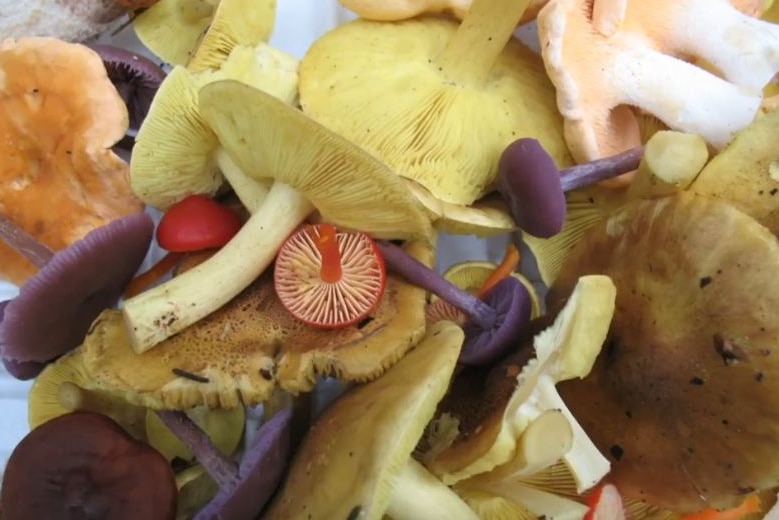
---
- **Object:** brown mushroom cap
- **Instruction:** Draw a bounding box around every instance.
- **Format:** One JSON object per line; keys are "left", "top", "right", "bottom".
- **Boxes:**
{"left": 1, "top": 411, "right": 177, "bottom": 520}
{"left": 548, "top": 192, "right": 779, "bottom": 512}
{"left": 0, "top": 37, "right": 143, "bottom": 285}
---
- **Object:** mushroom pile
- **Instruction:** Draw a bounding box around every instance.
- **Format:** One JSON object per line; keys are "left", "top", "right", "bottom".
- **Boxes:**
{"left": 4, "top": 1, "right": 779, "bottom": 519}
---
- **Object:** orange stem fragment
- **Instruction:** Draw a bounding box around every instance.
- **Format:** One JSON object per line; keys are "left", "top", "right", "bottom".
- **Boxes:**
{"left": 310, "top": 223, "right": 342, "bottom": 284}
{"left": 124, "top": 252, "right": 184, "bottom": 299}
{"left": 679, "top": 494, "right": 762, "bottom": 520}
{"left": 476, "top": 243, "right": 520, "bottom": 298}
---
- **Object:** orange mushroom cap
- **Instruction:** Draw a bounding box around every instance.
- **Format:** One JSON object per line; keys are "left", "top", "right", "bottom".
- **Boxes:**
{"left": 0, "top": 37, "right": 143, "bottom": 285}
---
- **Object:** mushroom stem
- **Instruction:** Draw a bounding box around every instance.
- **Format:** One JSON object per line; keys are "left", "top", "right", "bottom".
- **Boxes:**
{"left": 386, "top": 459, "right": 479, "bottom": 520}
{"left": 0, "top": 214, "right": 54, "bottom": 268}
{"left": 122, "top": 182, "right": 313, "bottom": 353}
{"left": 559, "top": 146, "right": 644, "bottom": 192}
{"left": 377, "top": 241, "right": 496, "bottom": 329}
{"left": 673, "top": 0, "right": 779, "bottom": 91}
{"left": 215, "top": 148, "right": 269, "bottom": 213}
{"left": 611, "top": 46, "right": 760, "bottom": 148}
{"left": 435, "top": 0, "right": 531, "bottom": 86}
{"left": 155, "top": 410, "right": 239, "bottom": 490}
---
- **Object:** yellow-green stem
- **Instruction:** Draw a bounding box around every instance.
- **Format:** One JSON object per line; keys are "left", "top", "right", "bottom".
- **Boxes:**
{"left": 435, "top": 0, "right": 532, "bottom": 86}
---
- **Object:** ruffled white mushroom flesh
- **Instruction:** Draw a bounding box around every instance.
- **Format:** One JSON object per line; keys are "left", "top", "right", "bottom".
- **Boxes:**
{"left": 275, "top": 225, "right": 385, "bottom": 327}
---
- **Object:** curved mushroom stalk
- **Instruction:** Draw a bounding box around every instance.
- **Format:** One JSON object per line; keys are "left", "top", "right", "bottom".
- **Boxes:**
{"left": 537, "top": 0, "right": 769, "bottom": 162}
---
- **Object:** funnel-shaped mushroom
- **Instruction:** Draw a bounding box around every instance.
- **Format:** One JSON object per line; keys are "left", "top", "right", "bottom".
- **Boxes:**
{"left": 264, "top": 320, "right": 477, "bottom": 520}
{"left": 132, "top": 0, "right": 275, "bottom": 68}
{"left": 424, "top": 275, "right": 615, "bottom": 491}
{"left": 0, "top": 37, "right": 144, "bottom": 285}
{"left": 0, "top": 411, "right": 177, "bottom": 520}
{"left": 548, "top": 193, "right": 779, "bottom": 512}
{"left": 378, "top": 240, "right": 531, "bottom": 365}
{"left": 80, "top": 240, "right": 431, "bottom": 408}
{"left": 299, "top": 0, "right": 572, "bottom": 230}
{"left": 275, "top": 223, "right": 387, "bottom": 329}
{"left": 154, "top": 407, "right": 292, "bottom": 520}
{"left": 0, "top": 212, "right": 153, "bottom": 364}
{"left": 122, "top": 80, "right": 431, "bottom": 353}
{"left": 536, "top": 0, "right": 777, "bottom": 163}
{"left": 498, "top": 138, "right": 643, "bottom": 238}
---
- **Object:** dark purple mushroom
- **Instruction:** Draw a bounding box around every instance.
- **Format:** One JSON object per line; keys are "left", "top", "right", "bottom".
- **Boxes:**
{"left": 89, "top": 44, "right": 166, "bottom": 136}
{"left": 0, "top": 212, "right": 154, "bottom": 364}
{"left": 1, "top": 411, "right": 178, "bottom": 520}
{"left": 377, "top": 241, "right": 531, "bottom": 366}
{"left": 497, "top": 138, "right": 644, "bottom": 238}
{"left": 155, "top": 408, "right": 293, "bottom": 520}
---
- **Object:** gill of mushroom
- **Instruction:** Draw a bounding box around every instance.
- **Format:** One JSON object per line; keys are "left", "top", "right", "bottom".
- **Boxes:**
{"left": 536, "top": 0, "right": 779, "bottom": 165}
{"left": 298, "top": 0, "right": 573, "bottom": 232}
{"left": 122, "top": 80, "right": 431, "bottom": 353}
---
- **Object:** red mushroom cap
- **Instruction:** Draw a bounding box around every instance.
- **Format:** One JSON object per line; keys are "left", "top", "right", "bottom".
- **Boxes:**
{"left": 155, "top": 194, "right": 242, "bottom": 253}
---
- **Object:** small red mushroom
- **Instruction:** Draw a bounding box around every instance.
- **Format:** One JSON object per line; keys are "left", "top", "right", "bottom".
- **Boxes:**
{"left": 274, "top": 223, "right": 387, "bottom": 329}
{"left": 0, "top": 411, "right": 177, "bottom": 520}
{"left": 125, "top": 195, "right": 243, "bottom": 297}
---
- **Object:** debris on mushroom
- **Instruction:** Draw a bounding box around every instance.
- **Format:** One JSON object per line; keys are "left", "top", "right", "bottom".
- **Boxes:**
{"left": 264, "top": 321, "right": 479, "bottom": 520}
{"left": 122, "top": 80, "right": 431, "bottom": 353}
{"left": 0, "top": 212, "right": 153, "bottom": 365}
{"left": 155, "top": 406, "right": 292, "bottom": 520}
{"left": 299, "top": 0, "right": 573, "bottom": 232}
{"left": 0, "top": 36, "right": 144, "bottom": 285}
{"left": 1, "top": 1, "right": 129, "bottom": 43}
{"left": 78, "top": 240, "right": 431, "bottom": 407}
{"left": 548, "top": 192, "right": 779, "bottom": 511}
{"left": 0, "top": 411, "right": 178, "bottom": 520}
{"left": 424, "top": 275, "right": 614, "bottom": 492}
{"left": 378, "top": 240, "right": 532, "bottom": 365}
{"left": 536, "top": 0, "right": 779, "bottom": 164}
{"left": 498, "top": 138, "right": 643, "bottom": 238}
{"left": 275, "top": 223, "right": 387, "bottom": 329}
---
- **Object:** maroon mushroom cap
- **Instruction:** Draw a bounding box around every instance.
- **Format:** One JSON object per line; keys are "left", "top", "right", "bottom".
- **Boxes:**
{"left": 0, "top": 212, "right": 154, "bottom": 363}
{"left": 1, "top": 411, "right": 177, "bottom": 520}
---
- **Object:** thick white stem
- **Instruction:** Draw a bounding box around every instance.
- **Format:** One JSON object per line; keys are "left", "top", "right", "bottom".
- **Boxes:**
{"left": 215, "top": 147, "right": 269, "bottom": 213}
{"left": 483, "top": 481, "right": 589, "bottom": 520}
{"left": 611, "top": 46, "right": 761, "bottom": 148}
{"left": 672, "top": 0, "right": 779, "bottom": 91}
{"left": 122, "top": 182, "right": 313, "bottom": 353}
{"left": 387, "top": 459, "right": 479, "bottom": 520}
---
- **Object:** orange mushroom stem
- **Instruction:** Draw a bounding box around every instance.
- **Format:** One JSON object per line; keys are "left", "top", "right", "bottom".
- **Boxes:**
{"left": 476, "top": 244, "right": 520, "bottom": 298}
{"left": 309, "top": 222, "right": 342, "bottom": 283}
{"left": 679, "top": 494, "right": 762, "bottom": 520}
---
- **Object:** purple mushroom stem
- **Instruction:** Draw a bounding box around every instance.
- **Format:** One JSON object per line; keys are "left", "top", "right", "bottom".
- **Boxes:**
{"left": 0, "top": 214, "right": 54, "bottom": 268}
{"left": 376, "top": 241, "right": 496, "bottom": 329}
{"left": 559, "top": 145, "right": 645, "bottom": 191}
{"left": 155, "top": 410, "right": 240, "bottom": 490}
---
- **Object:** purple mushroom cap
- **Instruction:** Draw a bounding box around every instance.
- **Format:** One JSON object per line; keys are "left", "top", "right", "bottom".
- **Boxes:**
{"left": 0, "top": 300, "right": 48, "bottom": 380}
{"left": 0, "top": 212, "right": 154, "bottom": 363}
{"left": 498, "top": 138, "right": 566, "bottom": 239}
{"left": 195, "top": 408, "right": 293, "bottom": 520}
{"left": 461, "top": 276, "right": 532, "bottom": 366}
{"left": 89, "top": 44, "right": 166, "bottom": 132}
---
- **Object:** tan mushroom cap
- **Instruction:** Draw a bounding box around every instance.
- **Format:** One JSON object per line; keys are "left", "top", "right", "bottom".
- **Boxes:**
{"left": 80, "top": 240, "right": 430, "bottom": 409}
{"left": 0, "top": 37, "right": 143, "bottom": 284}
{"left": 548, "top": 193, "right": 779, "bottom": 512}
{"left": 298, "top": 16, "right": 572, "bottom": 207}
{"left": 338, "top": 0, "right": 548, "bottom": 23}
{"left": 263, "top": 319, "right": 464, "bottom": 520}
{"left": 688, "top": 106, "right": 779, "bottom": 236}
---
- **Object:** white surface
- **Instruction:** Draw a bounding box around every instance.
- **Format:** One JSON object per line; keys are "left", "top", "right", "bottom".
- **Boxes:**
{"left": 0, "top": 0, "right": 518, "bottom": 480}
